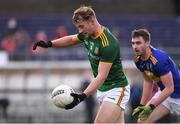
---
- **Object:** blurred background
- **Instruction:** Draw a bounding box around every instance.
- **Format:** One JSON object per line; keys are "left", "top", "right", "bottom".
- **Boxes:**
{"left": 0, "top": 0, "right": 180, "bottom": 123}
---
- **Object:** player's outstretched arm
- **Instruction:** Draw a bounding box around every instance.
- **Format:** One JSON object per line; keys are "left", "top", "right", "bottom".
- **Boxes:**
{"left": 65, "top": 62, "right": 112, "bottom": 110}
{"left": 83, "top": 62, "right": 112, "bottom": 96}
{"left": 33, "top": 34, "right": 81, "bottom": 50}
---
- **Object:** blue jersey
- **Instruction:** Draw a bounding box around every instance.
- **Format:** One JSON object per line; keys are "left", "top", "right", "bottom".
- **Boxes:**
{"left": 135, "top": 46, "right": 180, "bottom": 98}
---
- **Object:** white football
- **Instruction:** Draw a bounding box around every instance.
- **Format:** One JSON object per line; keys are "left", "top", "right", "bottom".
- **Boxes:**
{"left": 51, "top": 85, "right": 74, "bottom": 109}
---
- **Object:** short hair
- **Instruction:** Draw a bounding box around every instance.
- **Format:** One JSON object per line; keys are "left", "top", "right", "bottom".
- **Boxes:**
{"left": 131, "top": 29, "right": 151, "bottom": 42}
{"left": 72, "top": 6, "right": 96, "bottom": 24}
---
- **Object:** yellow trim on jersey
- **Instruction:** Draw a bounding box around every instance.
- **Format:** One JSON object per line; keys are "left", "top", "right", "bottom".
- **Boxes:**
{"left": 100, "top": 33, "right": 109, "bottom": 47}
{"left": 144, "top": 71, "right": 161, "bottom": 82}
{"left": 100, "top": 35, "right": 106, "bottom": 47}
{"left": 91, "top": 26, "right": 105, "bottom": 39}
{"left": 134, "top": 55, "right": 140, "bottom": 63}
{"left": 150, "top": 55, "right": 158, "bottom": 64}
{"left": 102, "top": 33, "right": 109, "bottom": 46}
{"left": 101, "top": 34, "right": 107, "bottom": 46}
{"left": 99, "top": 61, "right": 113, "bottom": 64}
{"left": 117, "top": 87, "right": 125, "bottom": 106}
{"left": 77, "top": 38, "right": 83, "bottom": 43}
{"left": 76, "top": 35, "right": 84, "bottom": 43}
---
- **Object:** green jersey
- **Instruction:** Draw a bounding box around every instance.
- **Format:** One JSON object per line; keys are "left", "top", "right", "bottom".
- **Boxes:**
{"left": 77, "top": 27, "right": 128, "bottom": 91}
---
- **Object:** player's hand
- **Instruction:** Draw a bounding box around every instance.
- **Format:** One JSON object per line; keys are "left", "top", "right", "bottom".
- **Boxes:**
{"left": 138, "top": 104, "right": 155, "bottom": 121}
{"left": 132, "top": 104, "right": 145, "bottom": 116}
{"left": 65, "top": 93, "right": 87, "bottom": 110}
{"left": 33, "top": 40, "right": 52, "bottom": 50}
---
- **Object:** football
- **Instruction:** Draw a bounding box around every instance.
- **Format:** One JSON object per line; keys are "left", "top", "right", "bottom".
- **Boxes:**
{"left": 51, "top": 85, "right": 74, "bottom": 109}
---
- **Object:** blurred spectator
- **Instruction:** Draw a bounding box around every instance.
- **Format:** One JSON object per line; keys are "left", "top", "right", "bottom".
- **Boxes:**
{"left": 80, "top": 70, "right": 95, "bottom": 123}
{"left": 12, "top": 30, "right": 31, "bottom": 60}
{"left": 130, "top": 82, "right": 142, "bottom": 110}
{"left": 4, "top": 17, "right": 19, "bottom": 36}
{"left": 128, "top": 71, "right": 143, "bottom": 109}
{"left": 31, "top": 30, "right": 49, "bottom": 60}
{"left": 1, "top": 18, "right": 18, "bottom": 52}
{"left": 54, "top": 26, "right": 68, "bottom": 39}
{"left": 0, "top": 98, "right": 10, "bottom": 120}
{"left": 1, "top": 17, "right": 31, "bottom": 60}
{"left": 128, "top": 83, "right": 142, "bottom": 123}
{"left": 1, "top": 35, "right": 16, "bottom": 53}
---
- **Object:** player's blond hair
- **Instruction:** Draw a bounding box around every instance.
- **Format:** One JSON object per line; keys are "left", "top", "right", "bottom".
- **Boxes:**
{"left": 132, "top": 29, "right": 151, "bottom": 42}
{"left": 72, "top": 6, "right": 96, "bottom": 24}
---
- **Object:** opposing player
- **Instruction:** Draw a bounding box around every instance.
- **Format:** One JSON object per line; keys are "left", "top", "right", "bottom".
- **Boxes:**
{"left": 33, "top": 6, "right": 130, "bottom": 123}
{"left": 131, "top": 29, "right": 180, "bottom": 123}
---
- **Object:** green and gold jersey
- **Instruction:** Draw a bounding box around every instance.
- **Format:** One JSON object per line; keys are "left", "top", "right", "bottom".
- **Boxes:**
{"left": 77, "top": 26, "right": 128, "bottom": 91}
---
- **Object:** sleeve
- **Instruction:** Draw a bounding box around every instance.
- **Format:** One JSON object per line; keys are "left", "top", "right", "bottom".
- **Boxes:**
{"left": 77, "top": 33, "right": 85, "bottom": 42}
{"left": 155, "top": 56, "right": 171, "bottom": 76}
{"left": 100, "top": 44, "right": 118, "bottom": 63}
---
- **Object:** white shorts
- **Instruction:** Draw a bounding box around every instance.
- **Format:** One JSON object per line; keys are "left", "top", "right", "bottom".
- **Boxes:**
{"left": 97, "top": 85, "right": 130, "bottom": 110}
{"left": 150, "top": 91, "right": 180, "bottom": 115}
{"left": 162, "top": 97, "right": 180, "bottom": 115}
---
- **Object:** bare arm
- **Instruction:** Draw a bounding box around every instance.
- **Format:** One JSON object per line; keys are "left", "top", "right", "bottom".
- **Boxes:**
{"left": 83, "top": 62, "right": 112, "bottom": 96}
{"left": 140, "top": 72, "right": 154, "bottom": 105}
{"left": 149, "top": 72, "right": 174, "bottom": 106}
{"left": 51, "top": 34, "right": 82, "bottom": 48}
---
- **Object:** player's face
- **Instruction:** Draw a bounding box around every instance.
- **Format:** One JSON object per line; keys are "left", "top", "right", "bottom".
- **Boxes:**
{"left": 131, "top": 36, "right": 149, "bottom": 56}
{"left": 74, "top": 20, "right": 94, "bottom": 37}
